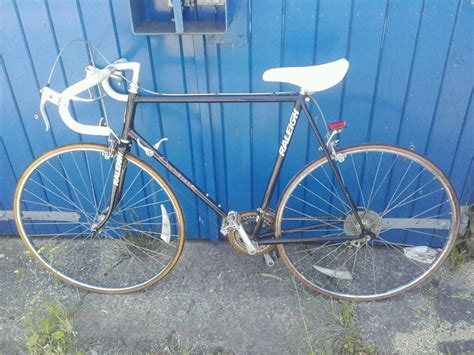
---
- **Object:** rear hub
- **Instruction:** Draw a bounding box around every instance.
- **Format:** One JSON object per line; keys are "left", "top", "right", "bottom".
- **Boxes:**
{"left": 343, "top": 210, "right": 382, "bottom": 238}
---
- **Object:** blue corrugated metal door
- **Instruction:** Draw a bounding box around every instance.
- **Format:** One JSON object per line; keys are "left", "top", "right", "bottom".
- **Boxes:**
{"left": 1, "top": 0, "right": 472, "bottom": 240}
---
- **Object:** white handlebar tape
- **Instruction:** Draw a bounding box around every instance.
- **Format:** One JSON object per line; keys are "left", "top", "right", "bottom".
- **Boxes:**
{"left": 58, "top": 67, "right": 115, "bottom": 136}
{"left": 101, "top": 79, "right": 128, "bottom": 102}
{"left": 101, "top": 62, "right": 141, "bottom": 101}
{"left": 56, "top": 62, "right": 141, "bottom": 136}
{"left": 58, "top": 103, "right": 113, "bottom": 136}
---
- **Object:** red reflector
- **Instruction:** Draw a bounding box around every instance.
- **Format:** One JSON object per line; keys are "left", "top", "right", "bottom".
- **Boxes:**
{"left": 328, "top": 121, "right": 347, "bottom": 131}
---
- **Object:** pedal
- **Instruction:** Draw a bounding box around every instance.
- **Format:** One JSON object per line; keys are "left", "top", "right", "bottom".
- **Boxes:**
{"left": 220, "top": 211, "right": 240, "bottom": 235}
{"left": 263, "top": 252, "right": 275, "bottom": 267}
{"left": 221, "top": 211, "right": 257, "bottom": 255}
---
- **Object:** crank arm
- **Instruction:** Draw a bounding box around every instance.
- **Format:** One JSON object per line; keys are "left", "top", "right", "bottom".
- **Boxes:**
{"left": 236, "top": 224, "right": 258, "bottom": 255}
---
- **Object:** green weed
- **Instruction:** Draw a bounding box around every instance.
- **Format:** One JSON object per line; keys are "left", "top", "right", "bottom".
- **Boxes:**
{"left": 329, "top": 300, "right": 354, "bottom": 329}
{"left": 451, "top": 293, "right": 474, "bottom": 302}
{"left": 414, "top": 308, "right": 429, "bottom": 318}
{"left": 158, "top": 334, "right": 197, "bottom": 354}
{"left": 450, "top": 207, "right": 473, "bottom": 271}
{"left": 290, "top": 277, "right": 377, "bottom": 355}
{"left": 329, "top": 301, "right": 377, "bottom": 355}
{"left": 260, "top": 273, "right": 285, "bottom": 282}
{"left": 449, "top": 247, "right": 469, "bottom": 271}
{"left": 292, "top": 277, "right": 315, "bottom": 355}
{"left": 24, "top": 302, "right": 78, "bottom": 355}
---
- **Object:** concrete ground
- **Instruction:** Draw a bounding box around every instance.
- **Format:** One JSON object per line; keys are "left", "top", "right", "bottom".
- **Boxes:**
{"left": 0, "top": 236, "right": 473, "bottom": 354}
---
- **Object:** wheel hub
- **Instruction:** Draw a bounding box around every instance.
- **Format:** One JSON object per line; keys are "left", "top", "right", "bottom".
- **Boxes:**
{"left": 343, "top": 210, "right": 382, "bottom": 237}
{"left": 91, "top": 213, "right": 106, "bottom": 231}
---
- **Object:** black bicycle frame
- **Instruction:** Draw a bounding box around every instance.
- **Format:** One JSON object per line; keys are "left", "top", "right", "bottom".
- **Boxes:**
{"left": 99, "top": 91, "right": 367, "bottom": 242}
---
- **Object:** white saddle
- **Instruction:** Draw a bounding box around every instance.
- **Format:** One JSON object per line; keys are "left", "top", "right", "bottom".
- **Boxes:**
{"left": 262, "top": 59, "right": 349, "bottom": 94}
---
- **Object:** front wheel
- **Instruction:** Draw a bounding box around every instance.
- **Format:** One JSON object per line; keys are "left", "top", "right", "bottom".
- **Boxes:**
{"left": 275, "top": 145, "right": 459, "bottom": 301}
{"left": 14, "top": 144, "right": 185, "bottom": 294}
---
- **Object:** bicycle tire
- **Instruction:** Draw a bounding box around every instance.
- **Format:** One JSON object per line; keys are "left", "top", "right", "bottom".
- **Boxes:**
{"left": 14, "top": 143, "right": 185, "bottom": 294}
{"left": 275, "top": 144, "right": 460, "bottom": 301}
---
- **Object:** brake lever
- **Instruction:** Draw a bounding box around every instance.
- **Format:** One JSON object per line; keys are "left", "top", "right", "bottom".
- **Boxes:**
{"left": 109, "top": 71, "right": 123, "bottom": 81}
{"left": 39, "top": 87, "right": 61, "bottom": 131}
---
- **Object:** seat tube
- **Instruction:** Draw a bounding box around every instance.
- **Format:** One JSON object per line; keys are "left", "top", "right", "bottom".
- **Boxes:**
{"left": 251, "top": 97, "right": 304, "bottom": 238}
{"left": 259, "top": 97, "right": 304, "bottom": 211}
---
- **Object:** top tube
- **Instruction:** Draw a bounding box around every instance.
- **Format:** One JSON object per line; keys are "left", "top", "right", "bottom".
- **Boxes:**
{"left": 134, "top": 92, "right": 302, "bottom": 104}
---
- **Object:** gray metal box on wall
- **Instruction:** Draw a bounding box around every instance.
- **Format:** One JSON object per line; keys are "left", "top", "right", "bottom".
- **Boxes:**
{"left": 129, "top": 0, "right": 227, "bottom": 34}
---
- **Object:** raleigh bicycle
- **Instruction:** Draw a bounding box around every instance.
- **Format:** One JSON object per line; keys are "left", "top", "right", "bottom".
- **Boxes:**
{"left": 13, "top": 46, "right": 460, "bottom": 301}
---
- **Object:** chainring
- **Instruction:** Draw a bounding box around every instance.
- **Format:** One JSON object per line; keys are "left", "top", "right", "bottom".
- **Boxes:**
{"left": 227, "top": 211, "right": 276, "bottom": 256}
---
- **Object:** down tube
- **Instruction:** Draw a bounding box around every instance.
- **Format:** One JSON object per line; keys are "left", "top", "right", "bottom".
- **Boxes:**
{"left": 128, "top": 130, "right": 227, "bottom": 218}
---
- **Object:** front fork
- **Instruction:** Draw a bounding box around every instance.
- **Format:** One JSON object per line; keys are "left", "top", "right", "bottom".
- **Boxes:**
{"left": 91, "top": 140, "right": 130, "bottom": 232}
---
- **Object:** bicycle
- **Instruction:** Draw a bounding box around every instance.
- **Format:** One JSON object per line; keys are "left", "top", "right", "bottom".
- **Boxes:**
{"left": 13, "top": 46, "right": 460, "bottom": 301}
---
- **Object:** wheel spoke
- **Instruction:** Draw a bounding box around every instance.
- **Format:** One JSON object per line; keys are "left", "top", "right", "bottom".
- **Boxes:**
{"left": 278, "top": 146, "right": 458, "bottom": 300}
{"left": 291, "top": 194, "right": 343, "bottom": 220}
{"left": 350, "top": 154, "right": 367, "bottom": 208}
{"left": 366, "top": 152, "right": 383, "bottom": 209}
{"left": 15, "top": 145, "right": 184, "bottom": 293}
{"left": 308, "top": 173, "right": 351, "bottom": 212}
{"left": 297, "top": 184, "right": 349, "bottom": 216}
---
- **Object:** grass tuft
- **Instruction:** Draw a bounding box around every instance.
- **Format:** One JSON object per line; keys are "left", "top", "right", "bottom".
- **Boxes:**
{"left": 292, "top": 277, "right": 316, "bottom": 355}
{"left": 24, "top": 301, "right": 79, "bottom": 355}
{"left": 450, "top": 205, "right": 473, "bottom": 271}
{"left": 329, "top": 300, "right": 377, "bottom": 355}
{"left": 158, "top": 334, "right": 197, "bottom": 354}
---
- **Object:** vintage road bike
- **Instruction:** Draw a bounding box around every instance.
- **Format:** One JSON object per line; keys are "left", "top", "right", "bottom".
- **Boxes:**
{"left": 13, "top": 48, "right": 460, "bottom": 301}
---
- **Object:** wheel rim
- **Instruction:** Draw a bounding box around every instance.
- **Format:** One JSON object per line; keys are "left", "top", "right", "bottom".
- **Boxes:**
{"left": 275, "top": 145, "right": 459, "bottom": 300}
{"left": 14, "top": 144, "right": 184, "bottom": 293}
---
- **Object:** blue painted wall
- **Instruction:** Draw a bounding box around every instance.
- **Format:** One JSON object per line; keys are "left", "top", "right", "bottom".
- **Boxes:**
{"left": 1, "top": 0, "right": 472, "bottom": 240}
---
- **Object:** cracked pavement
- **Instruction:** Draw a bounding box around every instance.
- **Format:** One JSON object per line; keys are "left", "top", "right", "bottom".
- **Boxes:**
{"left": 1, "top": 237, "right": 473, "bottom": 353}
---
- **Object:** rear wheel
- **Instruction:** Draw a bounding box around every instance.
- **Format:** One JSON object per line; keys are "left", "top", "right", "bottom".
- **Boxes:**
{"left": 275, "top": 145, "right": 459, "bottom": 301}
{"left": 14, "top": 144, "right": 185, "bottom": 294}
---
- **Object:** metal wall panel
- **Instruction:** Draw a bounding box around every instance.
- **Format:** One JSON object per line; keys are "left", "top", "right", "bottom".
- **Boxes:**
{"left": 1, "top": 0, "right": 472, "bottom": 240}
